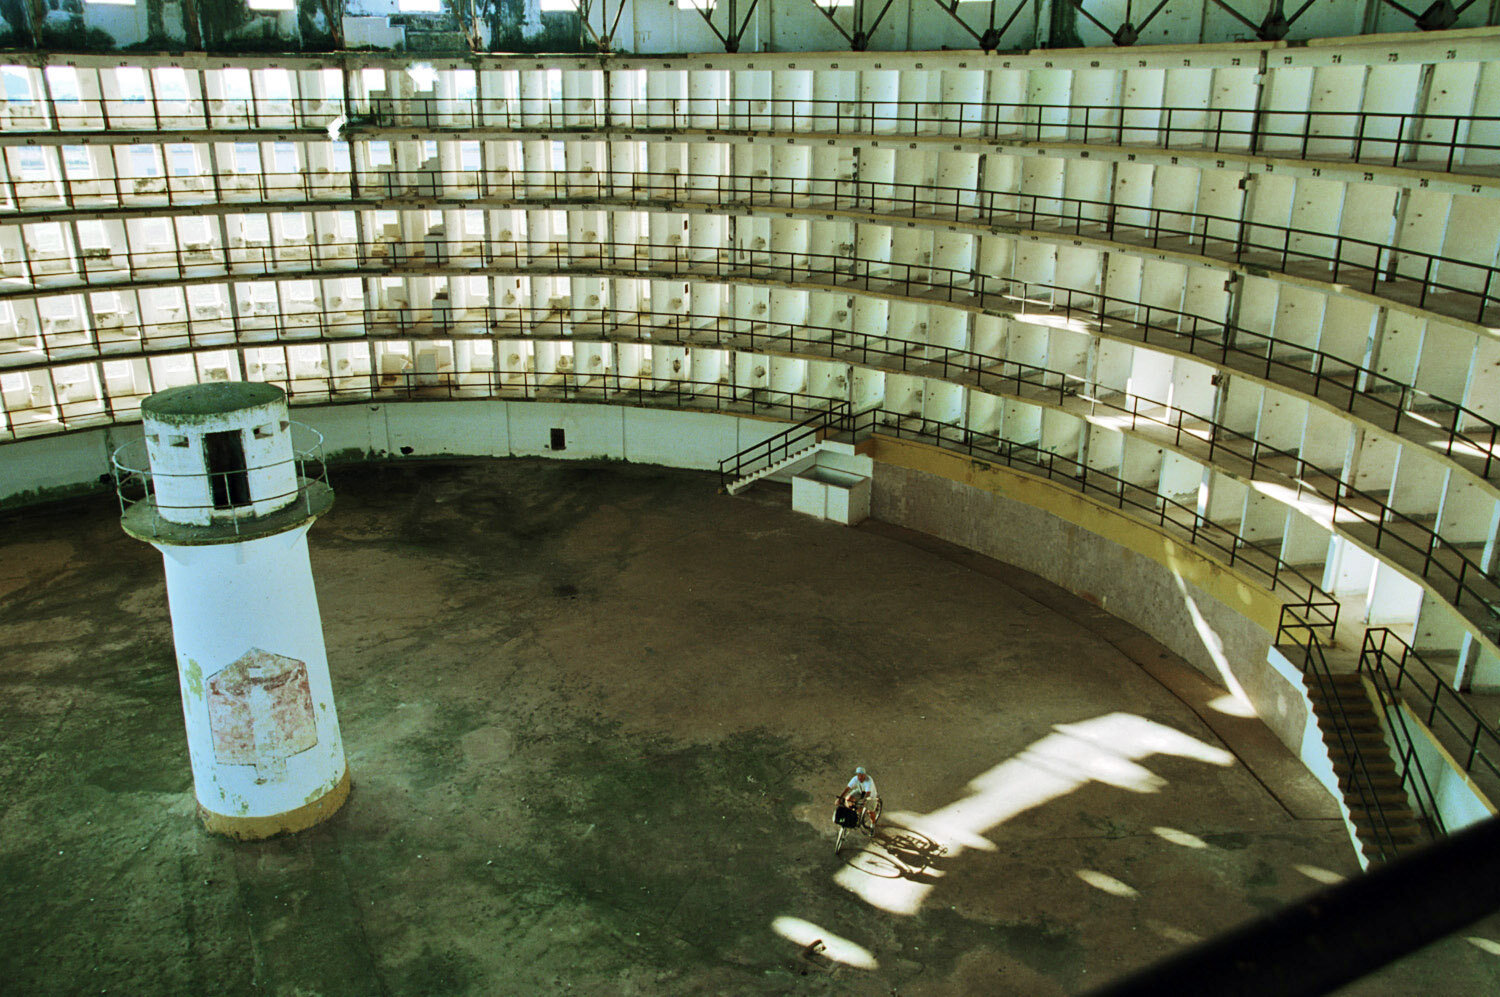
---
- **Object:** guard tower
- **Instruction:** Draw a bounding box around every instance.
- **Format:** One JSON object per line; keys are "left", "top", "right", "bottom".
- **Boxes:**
{"left": 117, "top": 382, "right": 349, "bottom": 839}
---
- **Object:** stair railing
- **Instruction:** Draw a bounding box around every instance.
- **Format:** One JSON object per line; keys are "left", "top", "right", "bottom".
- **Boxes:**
{"left": 717, "top": 399, "right": 851, "bottom": 491}
{"left": 835, "top": 406, "right": 1429, "bottom": 859}
{"left": 1356, "top": 639, "right": 1449, "bottom": 840}
{"left": 1279, "top": 607, "right": 1410, "bottom": 865}
{"left": 1361, "top": 628, "right": 1500, "bottom": 790}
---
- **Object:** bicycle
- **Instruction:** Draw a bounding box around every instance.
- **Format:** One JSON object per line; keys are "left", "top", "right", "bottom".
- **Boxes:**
{"left": 833, "top": 794, "right": 882, "bottom": 855}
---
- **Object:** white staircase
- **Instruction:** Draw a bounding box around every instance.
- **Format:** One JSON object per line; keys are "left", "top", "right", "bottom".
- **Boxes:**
{"left": 724, "top": 440, "right": 824, "bottom": 495}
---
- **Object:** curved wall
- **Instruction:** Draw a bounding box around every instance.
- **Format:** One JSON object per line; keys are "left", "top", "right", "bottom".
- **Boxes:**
{"left": 4, "top": 33, "right": 1500, "bottom": 809}
{"left": 0, "top": 395, "right": 1317, "bottom": 749}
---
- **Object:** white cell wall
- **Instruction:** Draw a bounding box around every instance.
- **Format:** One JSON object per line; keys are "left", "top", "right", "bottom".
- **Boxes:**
{"left": 3, "top": 37, "right": 1500, "bottom": 697}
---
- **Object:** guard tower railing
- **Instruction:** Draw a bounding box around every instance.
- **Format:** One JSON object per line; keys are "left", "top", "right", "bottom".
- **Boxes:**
{"left": 110, "top": 422, "right": 331, "bottom": 539}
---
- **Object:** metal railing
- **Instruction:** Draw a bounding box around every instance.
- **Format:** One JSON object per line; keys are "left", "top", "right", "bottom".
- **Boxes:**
{"left": 4, "top": 296, "right": 1498, "bottom": 496}
{"left": 1361, "top": 627, "right": 1500, "bottom": 789}
{"left": 1071, "top": 392, "right": 1500, "bottom": 630}
{"left": 110, "top": 421, "right": 330, "bottom": 537}
{"left": 1358, "top": 638, "right": 1449, "bottom": 842}
{"left": 1278, "top": 608, "right": 1413, "bottom": 866}
{"left": 717, "top": 399, "right": 850, "bottom": 489}
{"left": 4, "top": 240, "right": 1494, "bottom": 478}
{"left": 8, "top": 94, "right": 1497, "bottom": 174}
{"left": 842, "top": 404, "right": 1339, "bottom": 636}
{"left": 2, "top": 96, "right": 346, "bottom": 133}
{"left": 5, "top": 301, "right": 1493, "bottom": 634}
{"left": 717, "top": 398, "right": 1346, "bottom": 649}
{"left": 4, "top": 166, "right": 1497, "bottom": 327}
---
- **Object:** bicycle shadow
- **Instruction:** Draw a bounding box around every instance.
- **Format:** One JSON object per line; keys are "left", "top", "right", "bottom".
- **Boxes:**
{"left": 838, "top": 822, "right": 949, "bottom": 883}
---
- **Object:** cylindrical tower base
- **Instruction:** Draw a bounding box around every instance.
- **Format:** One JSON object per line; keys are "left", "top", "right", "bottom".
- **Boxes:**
{"left": 200, "top": 767, "right": 351, "bottom": 840}
{"left": 155, "top": 524, "right": 350, "bottom": 838}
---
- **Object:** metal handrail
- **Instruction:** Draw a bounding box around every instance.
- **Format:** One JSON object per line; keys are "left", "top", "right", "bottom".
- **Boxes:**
{"left": 5, "top": 167, "right": 1497, "bottom": 328}
{"left": 9, "top": 93, "right": 1499, "bottom": 173}
{"left": 1059, "top": 390, "right": 1498, "bottom": 628}
{"left": 6, "top": 241, "right": 1495, "bottom": 478}
{"left": 1361, "top": 627, "right": 1500, "bottom": 788}
{"left": 1279, "top": 608, "right": 1408, "bottom": 866}
{"left": 110, "top": 421, "right": 331, "bottom": 536}
{"left": 717, "top": 399, "right": 850, "bottom": 488}
{"left": 8, "top": 302, "right": 1500, "bottom": 540}
{"left": 840, "top": 404, "right": 1339, "bottom": 637}
{"left": 1359, "top": 645, "right": 1448, "bottom": 840}
{"left": 12, "top": 302, "right": 1491, "bottom": 632}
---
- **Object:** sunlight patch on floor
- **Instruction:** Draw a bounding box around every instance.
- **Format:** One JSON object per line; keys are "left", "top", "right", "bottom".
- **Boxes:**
{"left": 1293, "top": 863, "right": 1346, "bottom": 886}
{"left": 1152, "top": 825, "right": 1209, "bottom": 849}
{"left": 1076, "top": 869, "right": 1140, "bottom": 898}
{"left": 1466, "top": 937, "right": 1500, "bottom": 957}
{"left": 834, "top": 712, "right": 1234, "bottom": 915}
{"left": 770, "top": 917, "right": 879, "bottom": 970}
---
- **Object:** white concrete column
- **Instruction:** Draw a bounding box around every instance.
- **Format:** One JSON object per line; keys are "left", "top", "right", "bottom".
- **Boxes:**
{"left": 155, "top": 527, "right": 348, "bottom": 836}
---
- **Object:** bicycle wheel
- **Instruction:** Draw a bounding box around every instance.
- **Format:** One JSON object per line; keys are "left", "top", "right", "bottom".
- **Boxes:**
{"left": 834, "top": 825, "right": 847, "bottom": 854}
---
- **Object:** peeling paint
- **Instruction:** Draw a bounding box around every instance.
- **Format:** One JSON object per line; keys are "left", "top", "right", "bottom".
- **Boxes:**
{"left": 183, "top": 656, "right": 204, "bottom": 700}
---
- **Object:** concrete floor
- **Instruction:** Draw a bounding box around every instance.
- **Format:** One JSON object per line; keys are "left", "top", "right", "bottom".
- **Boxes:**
{"left": 1, "top": 458, "right": 1497, "bottom": 996}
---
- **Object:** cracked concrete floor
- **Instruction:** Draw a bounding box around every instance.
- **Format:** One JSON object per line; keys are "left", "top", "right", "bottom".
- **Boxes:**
{"left": 1, "top": 458, "right": 1498, "bottom": 996}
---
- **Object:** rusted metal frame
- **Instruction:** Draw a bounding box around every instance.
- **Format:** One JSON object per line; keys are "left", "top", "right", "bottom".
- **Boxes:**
{"left": 801, "top": 0, "right": 897, "bottom": 48}
{"left": 1070, "top": 0, "right": 1172, "bottom": 41}
{"left": 577, "top": 0, "right": 609, "bottom": 50}
{"left": 1212, "top": 0, "right": 1319, "bottom": 34}
{"left": 861, "top": 0, "right": 902, "bottom": 43}
{"left": 607, "top": 0, "right": 630, "bottom": 46}
{"left": 1210, "top": 0, "right": 1261, "bottom": 31}
{"left": 322, "top": 0, "right": 345, "bottom": 49}
{"left": 1068, "top": 0, "right": 1117, "bottom": 37}
{"left": 1380, "top": 0, "right": 1484, "bottom": 26}
{"left": 992, "top": 0, "right": 1031, "bottom": 42}
{"left": 1375, "top": 0, "right": 1422, "bottom": 19}
{"left": 572, "top": 0, "right": 631, "bottom": 51}
{"left": 1289, "top": 0, "right": 1322, "bottom": 23}
{"left": 922, "top": 0, "right": 985, "bottom": 44}
{"left": 690, "top": 0, "right": 733, "bottom": 48}
{"left": 685, "top": 0, "right": 761, "bottom": 50}
{"left": 804, "top": 0, "right": 856, "bottom": 45}
{"left": 181, "top": 0, "right": 205, "bottom": 50}
{"left": 1134, "top": 0, "right": 1174, "bottom": 32}
{"left": 733, "top": 0, "right": 763, "bottom": 49}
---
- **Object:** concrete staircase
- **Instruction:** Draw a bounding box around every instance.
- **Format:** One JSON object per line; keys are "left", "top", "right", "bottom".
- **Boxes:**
{"left": 1305, "top": 670, "right": 1425, "bottom": 862}
{"left": 723, "top": 440, "right": 822, "bottom": 495}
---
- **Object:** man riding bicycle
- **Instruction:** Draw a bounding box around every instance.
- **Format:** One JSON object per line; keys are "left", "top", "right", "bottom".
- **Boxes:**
{"left": 838, "top": 766, "right": 879, "bottom": 828}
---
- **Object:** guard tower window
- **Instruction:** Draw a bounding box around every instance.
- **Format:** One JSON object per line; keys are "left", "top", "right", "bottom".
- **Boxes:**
{"left": 205, "top": 430, "right": 251, "bottom": 508}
